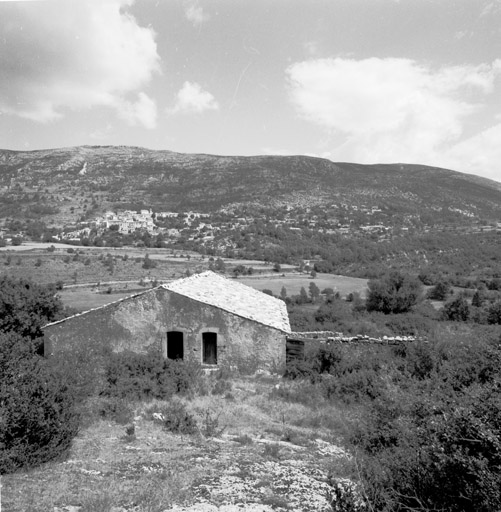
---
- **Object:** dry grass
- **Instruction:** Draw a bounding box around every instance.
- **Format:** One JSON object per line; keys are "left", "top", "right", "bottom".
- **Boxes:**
{"left": 2, "top": 375, "right": 354, "bottom": 512}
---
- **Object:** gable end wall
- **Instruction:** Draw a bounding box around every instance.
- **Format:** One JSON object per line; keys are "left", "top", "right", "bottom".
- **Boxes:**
{"left": 43, "top": 288, "right": 285, "bottom": 373}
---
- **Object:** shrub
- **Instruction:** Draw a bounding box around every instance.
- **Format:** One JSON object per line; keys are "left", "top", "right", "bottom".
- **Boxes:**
{"left": 441, "top": 296, "right": 470, "bottom": 321}
{"left": 349, "top": 336, "right": 501, "bottom": 512}
{"left": 354, "top": 388, "right": 501, "bottom": 512}
{"left": 0, "top": 276, "right": 64, "bottom": 340}
{"left": 427, "top": 280, "right": 451, "bottom": 300}
{"left": 0, "top": 333, "right": 79, "bottom": 474}
{"left": 93, "top": 396, "right": 134, "bottom": 425}
{"left": 262, "top": 442, "right": 281, "bottom": 459}
{"left": 199, "top": 409, "right": 225, "bottom": 438}
{"left": 211, "top": 377, "right": 232, "bottom": 396}
{"left": 366, "top": 271, "right": 423, "bottom": 314}
{"left": 102, "top": 352, "right": 203, "bottom": 400}
{"left": 142, "top": 254, "right": 157, "bottom": 269}
{"left": 148, "top": 400, "right": 198, "bottom": 435}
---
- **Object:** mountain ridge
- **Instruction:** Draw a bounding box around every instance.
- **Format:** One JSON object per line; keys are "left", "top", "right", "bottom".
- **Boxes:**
{"left": 0, "top": 145, "right": 500, "bottom": 225}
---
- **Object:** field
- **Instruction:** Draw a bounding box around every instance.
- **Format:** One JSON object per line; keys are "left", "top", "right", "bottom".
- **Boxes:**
{"left": 237, "top": 274, "right": 368, "bottom": 298}
{"left": 0, "top": 243, "right": 367, "bottom": 312}
{"left": 2, "top": 374, "right": 354, "bottom": 512}
{"left": 58, "top": 273, "right": 368, "bottom": 313}
{"left": 0, "top": 244, "right": 283, "bottom": 286}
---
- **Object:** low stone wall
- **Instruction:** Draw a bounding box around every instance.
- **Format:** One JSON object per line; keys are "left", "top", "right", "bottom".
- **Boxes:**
{"left": 290, "top": 331, "right": 424, "bottom": 345}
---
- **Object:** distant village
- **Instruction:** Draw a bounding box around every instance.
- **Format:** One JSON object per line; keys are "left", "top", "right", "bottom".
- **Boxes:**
{"left": 1, "top": 199, "right": 500, "bottom": 252}
{"left": 55, "top": 203, "right": 501, "bottom": 247}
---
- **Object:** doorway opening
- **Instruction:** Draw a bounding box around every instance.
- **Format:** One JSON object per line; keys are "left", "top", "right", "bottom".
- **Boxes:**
{"left": 202, "top": 332, "right": 217, "bottom": 365}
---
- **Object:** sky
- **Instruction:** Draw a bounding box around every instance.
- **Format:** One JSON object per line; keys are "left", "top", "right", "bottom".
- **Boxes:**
{"left": 1, "top": 0, "right": 501, "bottom": 183}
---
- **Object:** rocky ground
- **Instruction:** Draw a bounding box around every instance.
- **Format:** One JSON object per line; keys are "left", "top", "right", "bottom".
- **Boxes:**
{"left": 2, "top": 376, "right": 362, "bottom": 512}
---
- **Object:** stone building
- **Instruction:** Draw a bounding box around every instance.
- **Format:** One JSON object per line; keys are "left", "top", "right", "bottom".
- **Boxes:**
{"left": 43, "top": 271, "right": 291, "bottom": 373}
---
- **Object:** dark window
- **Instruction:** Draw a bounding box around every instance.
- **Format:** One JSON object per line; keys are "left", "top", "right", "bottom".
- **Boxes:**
{"left": 286, "top": 338, "right": 305, "bottom": 365}
{"left": 202, "top": 332, "right": 217, "bottom": 365}
{"left": 167, "top": 331, "right": 184, "bottom": 360}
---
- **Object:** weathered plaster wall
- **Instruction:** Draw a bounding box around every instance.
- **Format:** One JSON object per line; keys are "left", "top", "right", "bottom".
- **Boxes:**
{"left": 43, "top": 288, "right": 285, "bottom": 372}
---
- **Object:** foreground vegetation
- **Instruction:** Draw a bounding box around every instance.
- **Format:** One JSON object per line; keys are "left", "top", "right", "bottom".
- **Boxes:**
{"left": 1, "top": 272, "right": 501, "bottom": 511}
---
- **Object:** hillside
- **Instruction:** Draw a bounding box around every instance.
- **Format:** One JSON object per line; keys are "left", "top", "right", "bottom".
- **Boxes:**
{"left": 1, "top": 145, "right": 500, "bottom": 226}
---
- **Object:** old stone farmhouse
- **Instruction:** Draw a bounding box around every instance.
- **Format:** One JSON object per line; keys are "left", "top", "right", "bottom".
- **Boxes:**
{"left": 43, "top": 271, "right": 291, "bottom": 373}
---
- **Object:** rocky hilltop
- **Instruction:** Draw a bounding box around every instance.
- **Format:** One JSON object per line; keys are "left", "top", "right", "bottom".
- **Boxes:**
{"left": 0, "top": 145, "right": 500, "bottom": 225}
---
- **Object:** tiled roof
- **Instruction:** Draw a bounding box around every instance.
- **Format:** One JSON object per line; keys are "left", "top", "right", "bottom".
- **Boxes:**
{"left": 163, "top": 271, "right": 291, "bottom": 333}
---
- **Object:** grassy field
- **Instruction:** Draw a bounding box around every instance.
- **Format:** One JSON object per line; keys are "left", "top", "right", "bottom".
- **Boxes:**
{"left": 2, "top": 374, "right": 354, "bottom": 512}
{"left": 0, "top": 245, "right": 283, "bottom": 286}
{"left": 0, "top": 243, "right": 367, "bottom": 313}
{"left": 237, "top": 273, "right": 368, "bottom": 298}
{"left": 58, "top": 273, "right": 368, "bottom": 313}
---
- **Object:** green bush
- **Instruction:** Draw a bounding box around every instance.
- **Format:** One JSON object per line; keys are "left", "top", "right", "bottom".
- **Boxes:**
{"left": 0, "top": 333, "right": 79, "bottom": 474}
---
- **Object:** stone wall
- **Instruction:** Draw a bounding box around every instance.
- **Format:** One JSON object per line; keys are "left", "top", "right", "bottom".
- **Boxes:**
{"left": 290, "top": 331, "right": 422, "bottom": 345}
{"left": 43, "top": 287, "right": 286, "bottom": 373}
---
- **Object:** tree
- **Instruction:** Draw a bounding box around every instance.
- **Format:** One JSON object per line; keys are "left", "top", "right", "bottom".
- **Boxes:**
{"left": 233, "top": 264, "right": 246, "bottom": 277}
{"left": 280, "top": 286, "right": 288, "bottom": 301}
{"left": 0, "top": 276, "right": 64, "bottom": 340}
{"left": 273, "top": 262, "right": 281, "bottom": 273}
{"left": 366, "top": 271, "right": 423, "bottom": 314}
{"left": 442, "top": 296, "right": 470, "bottom": 322}
{"left": 299, "top": 286, "right": 309, "bottom": 305}
{"left": 487, "top": 301, "right": 501, "bottom": 325}
{"left": 309, "top": 281, "right": 320, "bottom": 302}
{"left": 427, "top": 280, "right": 451, "bottom": 301}
{"left": 142, "top": 254, "right": 157, "bottom": 270}
{"left": 214, "top": 258, "right": 226, "bottom": 273}
{"left": 472, "top": 290, "right": 485, "bottom": 308}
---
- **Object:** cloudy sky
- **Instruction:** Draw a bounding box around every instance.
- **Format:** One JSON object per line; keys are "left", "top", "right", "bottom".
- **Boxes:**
{"left": 1, "top": 0, "right": 501, "bottom": 182}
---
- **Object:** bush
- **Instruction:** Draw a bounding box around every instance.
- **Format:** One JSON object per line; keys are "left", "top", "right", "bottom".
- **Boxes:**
{"left": 102, "top": 352, "right": 203, "bottom": 400}
{"left": 366, "top": 271, "right": 423, "bottom": 314}
{"left": 0, "top": 276, "right": 64, "bottom": 340}
{"left": 441, "top": 296, "right": 470, "bottom": 321}
{"left": 427, "top": 280, "right": 451, "bottom": 300}
{"left": 92, "top": 396, "right": 134, "bottom": 425}
{"left": 142, "top": 254, "right": 157, "bottom": 269}
{"left": 354, "top": 388, "right": 501, "bottom": 512}
{"left": 147, "top": 400, "right": 198, "bottom": 435}
{"left": 348, "top": 336, "right": 501, "bottom": 512}
{"left": 0, "top": 333, "right": 79, "bottom": 474}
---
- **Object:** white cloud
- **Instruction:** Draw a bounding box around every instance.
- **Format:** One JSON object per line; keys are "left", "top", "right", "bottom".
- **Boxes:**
{"left": 118, "top": 92, "right": 157, "bottom": 129}
{"left": 286, "top": 57, "right": 501, "bottom": 180}
{"left": 0, "top": 0, "right": 160, "bottom": 128}
{"left": 170, "top": 82, "right": 219, "bottom": 114}
{"left": 184, "top": 2, "right": 209, "bottom": 26}
{"left": 440, "top": 123, "right": 501, "bottom": 182}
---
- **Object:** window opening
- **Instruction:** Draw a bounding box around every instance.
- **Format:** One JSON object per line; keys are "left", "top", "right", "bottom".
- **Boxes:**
{"left": 167, "top": 331, "right": 184, "bottom": 360}
{"left": 202, "top": 332, "right": 217, "bottom": 364}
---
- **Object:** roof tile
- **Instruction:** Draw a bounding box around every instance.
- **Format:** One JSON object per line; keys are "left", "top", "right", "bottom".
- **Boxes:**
{"left": 163, "top": 271, "right": 291, "bottom": 333}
